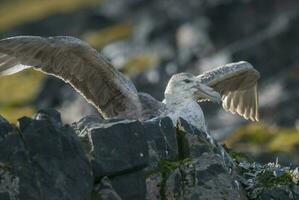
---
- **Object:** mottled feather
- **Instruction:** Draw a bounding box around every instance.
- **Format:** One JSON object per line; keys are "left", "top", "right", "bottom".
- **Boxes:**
{"left": 0, "top": 36, "right": 142, "bottom": 119}
{"left": 197, "top": 61, "right": 260, "bottom": 121}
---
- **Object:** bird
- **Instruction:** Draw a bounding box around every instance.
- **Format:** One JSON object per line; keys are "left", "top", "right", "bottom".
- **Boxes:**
{"left": 0, "top": 36, "right": 260, "bottom": 132}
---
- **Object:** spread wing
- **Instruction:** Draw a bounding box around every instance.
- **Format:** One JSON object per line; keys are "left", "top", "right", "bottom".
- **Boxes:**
{"left": 197, "top": 61, "right": 260, "bottom": 121}
{"left": 0, "top": 36, "right": 142, "bottom": 119}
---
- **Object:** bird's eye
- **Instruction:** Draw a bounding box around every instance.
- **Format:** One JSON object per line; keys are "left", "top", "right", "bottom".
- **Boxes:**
{"left": 183, "top": 79, "right": 191, "bottom": 83}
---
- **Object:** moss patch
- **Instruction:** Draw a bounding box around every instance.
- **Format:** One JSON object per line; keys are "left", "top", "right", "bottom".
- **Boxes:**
{"left": 257, "top": 170, "right": 293, "bottom": 188}
{"left": 237, "top": 161, "right": 298, "bottom": 199}
{"left": 158, "top": 159, "right": 191, "bottom": 200}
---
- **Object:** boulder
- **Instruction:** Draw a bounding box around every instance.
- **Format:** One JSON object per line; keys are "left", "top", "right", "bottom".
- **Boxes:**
{"left": 0, "top": 109, "right": 93, "bottom": 200}
{"left": 73, "top": 117, "right": 148, "bottom": 180}
{"left": 1, "top": 109, "right": 298, "bottom": 200}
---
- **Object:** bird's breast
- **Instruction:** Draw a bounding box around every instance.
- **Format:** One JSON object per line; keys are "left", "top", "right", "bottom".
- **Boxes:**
{"left": 166, "top": 101, "right": 207, "bottom": 131}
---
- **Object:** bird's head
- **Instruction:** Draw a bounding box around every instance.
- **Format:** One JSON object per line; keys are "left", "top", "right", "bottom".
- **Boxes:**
{"left": 164, "top": 73, "right": 221, "bottom": 103}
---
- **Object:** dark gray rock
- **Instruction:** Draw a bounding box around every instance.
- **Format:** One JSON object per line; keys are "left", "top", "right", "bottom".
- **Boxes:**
{"left": 142, "top": 117, "right": 178, "bottom": 170}
{"left": 145, "top": 118, "right": 245, "bottom": 200}
{"left": 236, "top": 161, "right": 299, "bottom": 200}
{"left": 111, "top": 170, "right": 147, "bottom": 200}
{"left": 73, "top": 117, "right": 149, "bottom": 180}
{"left": 0, "top": 110, "right": 93, "bottom": 200}
{"left": 32, "top": 108, "right": 63, "bottom": 128}
{"left": 1, "top": 109, "right": 298, "bottom": 200}
{"left": 164, "top": 156, "right": 244, "bottom": 200}
{"left": 93, "top": 177, "right": 122, "bottom": 200}
{"left": 177, "top": 118, "right": 234, "bottom": 169}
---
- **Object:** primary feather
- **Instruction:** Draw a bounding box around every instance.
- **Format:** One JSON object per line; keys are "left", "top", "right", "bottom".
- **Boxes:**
{"left": 0, "top": 36, "right": 142, "bottom": 119}
{"left": 197, "top": 61, "right": 260, "bottom": 121}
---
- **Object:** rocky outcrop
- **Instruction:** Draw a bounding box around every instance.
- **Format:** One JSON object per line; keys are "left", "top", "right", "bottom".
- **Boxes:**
{"left": 0, "top": 109, "right": 298, "bottom": 199}
{"left": 0, "top": 109, "right": 93, "bottom": 200}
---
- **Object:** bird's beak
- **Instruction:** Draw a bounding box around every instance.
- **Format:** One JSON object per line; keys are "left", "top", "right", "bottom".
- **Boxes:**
{"left": 194, "top": 81, "right": 221, "bottom": 103}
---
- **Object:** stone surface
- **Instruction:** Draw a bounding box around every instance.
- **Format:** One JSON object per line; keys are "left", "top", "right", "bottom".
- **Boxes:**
{"left": 142, "top": 117, "right": 178, "bottom": 171}
{"left": 73, "top": 117, "right": 149, "bottom": 180}
{"left": 0, "top": 109, "right": 93, "bottom": 200}
{"left": 1, "top": 110, "right": 299, "bottom": 200}
{"left": 145, "top": 118, "right": 245, "bottom": 200}
{"left": 92, "top": 177, "right": 122, "bottom": 200}
{"left": 111, "top": 170, "right": 147, "bottom": 200}
{"left": 177, "top": 118, "right": 234, "bottom": 169}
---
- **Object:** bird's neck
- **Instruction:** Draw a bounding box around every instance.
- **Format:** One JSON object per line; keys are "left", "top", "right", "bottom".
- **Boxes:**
{"left": 163, "top": 96, "right": 208, "bottom": 132}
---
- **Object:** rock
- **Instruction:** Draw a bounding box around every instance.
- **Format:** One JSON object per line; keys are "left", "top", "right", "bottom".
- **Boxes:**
{"left": 32, "top": 108, "right": 63, "bottom": 127}
{"left": 145, "top": 118, "right": 245, "bottom": 200}
{"left": 73, "top": 117, "right": 149, "bottom": 180}
{"left": 236, "top": 160, "right": 299, "bottom": 200}
{"left": 0, "top": 110, "right": 93, "bottom": 200}
{"left": 163, "top": 157, "right": 243, "bottom": 200}
{"left": 1, "top": 110, "right": 299, "bottom": 200}
{"left": 111, "top": 170, "right": 147, "bottom": 200}
{"left": 92, "top": 177, "right": 122, "bottom": 200}
{"left": 142, "top": 117, "right": 178, "bottom": 171}
{"left": 177, "top": 118, "right": 234, "bottom": 169}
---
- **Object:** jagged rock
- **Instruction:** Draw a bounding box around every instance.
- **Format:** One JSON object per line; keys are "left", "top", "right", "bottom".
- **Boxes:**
{"left": 235, "top": 160, "right": 299, "bottom": 200}
{"left": 0, "top": 109, "right": 93, "bottom": 200}
{"left": 111, "top": 170, "right": 147, "bottom": 200}
{"left": 73, "top": 117, "right": 148, "bottom": 180}
{"left": 92, "top": 177, "right": 122, "bottom": 200}
{"left": 1, "top": 110, "right": 298, "bottom": 200}
{"left": 145, "top": 118, "right": 245, "bottom": 200}
{"left": 142, "top": 117, "right": 178, "bottom": 171}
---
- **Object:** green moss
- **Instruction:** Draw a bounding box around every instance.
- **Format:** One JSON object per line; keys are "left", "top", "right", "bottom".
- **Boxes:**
{"left": 176, "top": 126, "right": 190, "bottom": 160}
{"left": 157, "top": 159, "right": 191, "bottom": 200}
{"left": 238, "top": 161, "right": 297, "bottom": 199}
{"left": 158, "top": 160, "right": 179, "bottom": 200}
{"left": 228, "top": 149, "right": 253, "bottom": 164}
{"left": 91, "top": 191, "right": 103, "bottom": 200}
{"left": 257, "top": 170, "right": 293, "bottom": 188}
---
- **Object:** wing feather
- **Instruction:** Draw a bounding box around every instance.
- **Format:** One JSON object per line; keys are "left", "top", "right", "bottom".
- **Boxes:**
{"left": 0, "top": 36, "right": 142, "bottom": 119}
{"left": 197, "top": 61, "right": 260, "bottom": 121}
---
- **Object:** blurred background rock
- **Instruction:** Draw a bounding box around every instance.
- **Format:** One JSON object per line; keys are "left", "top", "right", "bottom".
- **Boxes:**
{"left": 0, "top": 0, "right": 299, "bottom": 166}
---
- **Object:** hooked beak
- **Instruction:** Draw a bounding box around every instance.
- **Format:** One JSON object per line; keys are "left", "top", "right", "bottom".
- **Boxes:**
{"left": 194, "top": 81, "right": 221, "bottom": 103}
